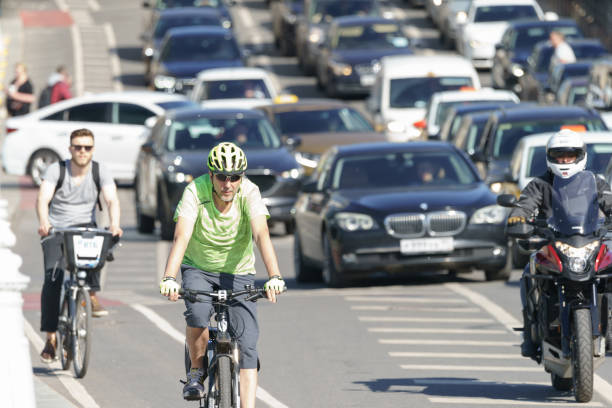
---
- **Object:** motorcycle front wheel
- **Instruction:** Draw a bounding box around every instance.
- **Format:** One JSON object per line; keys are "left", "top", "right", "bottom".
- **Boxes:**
{"left": 571, "top": 308, "right": 594, "bottom": 402}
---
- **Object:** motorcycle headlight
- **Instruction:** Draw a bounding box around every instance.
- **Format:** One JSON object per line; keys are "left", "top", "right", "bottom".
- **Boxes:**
{"left": 308, "top": 26, "right": 324, "bottom": 44}
{"left": 335, "top": 212, "right": 378, "bottom": 231}
{"left": 330, "top": 61, "right": 352, "bottom": 76}
{"left": 281, "top": 167, "right": 303, "bottom": 179}
{"left": 554, "top": 241, "right": 599, "bottom": 273}
{"left": 154, "top": 75, "right": 176, "bottom": 90}
{"left": 295, "top": 152, "right": 320, "bottom": 169}
{"left": 470, "top": 205, "right": 507, "bottom": 224}
{"left": 511, "top": 64, "right": 524, "bottom": 78}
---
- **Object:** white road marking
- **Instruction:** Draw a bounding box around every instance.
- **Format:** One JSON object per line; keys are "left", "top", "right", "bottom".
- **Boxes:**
{"left": 351, "top": 305, "right": 480, "bottom": 312}
{"left": 347, "top": 296, "right": 467, "bottom": 304}
{"left": 88, "top": 0, "right": 100, "bottom": 11}
{"left": 413, "top": 379, "right": 549, "bottom": 386}
{"left": 369, "top": 327, "right": 507, "bottom": 334}
{"left": 444, "top": 283, "right": 612, "bottom": 406}
{"left": 400, "top": 364, "right": 541, "bottom": 372}
{"left": 131, "top": 303, "right": 289, "bottom": 408}
{"left": 390, "top": 351, "right": 521, "bottom": 359}
{"left": 359, "top": 316, "right": 493, "bottom": 323}
{"left": 24, "top": 319, "right": 100, "bottom": 408}
{"left": 379, "top": 339, "right": 516, "bottom": 346}
{"left": 428, "top": 397, "right": 603, "bottom": 406}
{"left": 103, "top": 23, "right": 122, "bottom": 92}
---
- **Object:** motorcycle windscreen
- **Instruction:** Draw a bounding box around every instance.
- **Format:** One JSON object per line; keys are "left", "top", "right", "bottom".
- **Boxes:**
{"left": 550, "top": 171, "right": 599, "bottom": 236}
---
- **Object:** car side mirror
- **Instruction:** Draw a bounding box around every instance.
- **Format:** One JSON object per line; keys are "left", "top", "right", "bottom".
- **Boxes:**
{"left": 497, "top": 194, "right": 517, "bottom": 208}
{"left": 301, "top": 181, "right": 319, "bottom": 193}
{"left": 141, "top": 140, "right": 155, "bottom": 154}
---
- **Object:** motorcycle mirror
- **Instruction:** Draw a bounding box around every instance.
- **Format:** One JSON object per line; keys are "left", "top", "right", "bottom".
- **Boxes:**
{"left": 497, "top": 194, "right": 517, "bottom": 208}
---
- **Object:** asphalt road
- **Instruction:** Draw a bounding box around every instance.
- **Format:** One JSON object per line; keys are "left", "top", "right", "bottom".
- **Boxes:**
{"left": 3, "top": 0, "right": 612, "bottom": 407}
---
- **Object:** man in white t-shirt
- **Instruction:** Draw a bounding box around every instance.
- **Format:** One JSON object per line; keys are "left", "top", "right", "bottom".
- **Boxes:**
{"left": 550, "top": 30, "right": 576, "bottom": 68}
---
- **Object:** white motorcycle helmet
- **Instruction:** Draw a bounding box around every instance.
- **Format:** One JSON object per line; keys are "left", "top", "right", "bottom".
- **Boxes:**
{"left": 546, "top": 129, "right": 587, "bottom": 179}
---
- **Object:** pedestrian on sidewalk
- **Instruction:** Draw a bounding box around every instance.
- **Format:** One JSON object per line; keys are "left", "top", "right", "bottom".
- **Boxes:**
{"left": 49, "top": 65, "right": 72, "bottom": 104}
{"left": 35, "top": 128, "right": 123, "bottom": 363}
{"left": 6, "top": 62, "right": 34, "bottom": 116}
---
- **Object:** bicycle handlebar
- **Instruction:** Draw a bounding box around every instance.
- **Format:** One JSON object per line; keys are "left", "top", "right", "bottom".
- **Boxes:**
{"left": 179, "top": 286, "right": 278, "bottom": 303}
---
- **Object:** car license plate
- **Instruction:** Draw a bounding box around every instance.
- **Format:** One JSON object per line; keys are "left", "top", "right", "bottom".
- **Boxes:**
{"left": 400, "top": 237, "right": 454, "bottom": 254}
{"left": 73, "top": 236, "right": 104, "bottom": 259}
{"left": 360, "top": 75, "right": 375, "bottom": 86}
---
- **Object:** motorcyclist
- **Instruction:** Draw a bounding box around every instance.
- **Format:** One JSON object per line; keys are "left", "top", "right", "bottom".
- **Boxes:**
{"left": 506, "top": 129, "right": 612, "bottom": 358}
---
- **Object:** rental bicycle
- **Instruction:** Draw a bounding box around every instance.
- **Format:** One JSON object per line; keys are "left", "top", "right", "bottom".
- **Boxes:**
{"left": 53, "top": 227, "right": 119, "bottom": 378}
{"left": 180, "top": 285, "right": 269, "bottom": 408}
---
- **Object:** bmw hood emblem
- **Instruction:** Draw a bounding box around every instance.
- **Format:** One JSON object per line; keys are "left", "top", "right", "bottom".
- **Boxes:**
{"left": 420, "top": 202, "right": 428, "bottom": 211}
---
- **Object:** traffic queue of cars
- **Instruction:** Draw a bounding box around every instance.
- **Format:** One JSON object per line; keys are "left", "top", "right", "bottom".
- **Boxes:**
{"left": 4, "top": 0, "right": 612, "bottom": 288}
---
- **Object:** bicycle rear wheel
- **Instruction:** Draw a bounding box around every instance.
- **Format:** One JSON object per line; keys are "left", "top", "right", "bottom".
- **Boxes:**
{"left": 72, "top": 288, "right": 92, "bottom": 378}
{"left": 218, "top": 355, "right": 231, "bottom": 408}
{"left": 57, "top": 297, "right": 72, "bottom": 370}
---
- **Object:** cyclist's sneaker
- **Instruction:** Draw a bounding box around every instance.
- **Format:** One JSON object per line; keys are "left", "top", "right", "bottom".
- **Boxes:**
{"left": 40, "top": 339, "right": 57, "bottom": 363}
{"left": 91, "top": 295, "right": 109, "bottom": 317}
{"left": 183, "top": 368, "right": 205, "bottom": 401}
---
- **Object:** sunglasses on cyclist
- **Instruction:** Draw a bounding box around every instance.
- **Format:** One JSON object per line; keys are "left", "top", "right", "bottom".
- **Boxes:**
{"left": 214, "top": 173, "right": 242, "bottom": 183}
{"left": 71, "top": 144, "right": 94, "bottom": 152}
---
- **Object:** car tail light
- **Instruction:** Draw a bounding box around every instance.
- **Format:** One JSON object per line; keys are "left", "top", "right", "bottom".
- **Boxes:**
{"left": 6, "top": 127, "right": 17, "bottom": 133}
{"left": 413, "top": 119, "right": 426, "bottom": 129}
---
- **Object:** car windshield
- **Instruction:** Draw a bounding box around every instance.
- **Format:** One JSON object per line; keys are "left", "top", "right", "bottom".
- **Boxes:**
{"left": 203, "top": 79, "right": 271, "bottom": 100}
{"left": 332, "top": 151, "right": 477, "bottom": 190}
{"left": 333, "top": 24, "right": 409, "bottom": 50}
{"left": 311, "top": 0, "right": 377, "bottom": 24}
{"left": 154, "top": 15, "right": 222, "bottom": 39}
{"left": 435, "top": 99, "right": 513, "bottom": 128}
{"left": 161, "top": 34, "right": 240, "bottom": 62}
{"left": 166, "top": 117, "right": 281, "bottom": 151}
{"left": 389, "top": 77, "right": 474, "bottom": 109}
{"left": 156, "top": 0, "right": 221, "bottom": 9}
{"left": 528, "top": 143, "right": 612, "bottom": 177}
{"left": 273, "top": 107, "right": 373, "bottom": 134}
{"left": 493, "top": 118, "right": 607, "bottom": 159}
{"left": 568, "top": 85, "right": 588, "bottom": 105}
{"left": 549, "top": 171, "right": 600, "bottom": 236}
{"left": 474, "top": 5, "right": 538, "bottom": 23}
{"left": 514, "top": 25, "right": 581, "bottom": 51}
{"left": 463, "top": 120, "right": 489, "bottom": 153}
{"left": 156, "top": 100, "right": 198, "bottom": 110}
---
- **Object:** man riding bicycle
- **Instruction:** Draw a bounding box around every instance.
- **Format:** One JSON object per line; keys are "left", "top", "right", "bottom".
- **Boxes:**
{"left": 36, "top": 128, "right": 123, "bottom": 363}
{"left": 160, "top": 142, "right": 286, "bottom": 407}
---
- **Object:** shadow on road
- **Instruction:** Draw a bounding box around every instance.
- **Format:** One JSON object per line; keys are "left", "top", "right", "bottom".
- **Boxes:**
{"left": 115, "top": 46, "right": 143, "bottom": 62}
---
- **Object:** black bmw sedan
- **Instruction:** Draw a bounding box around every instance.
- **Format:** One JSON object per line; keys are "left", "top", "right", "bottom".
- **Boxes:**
{"left": 135, "top": 108, "right": 303, "bottom": 240}
{"left": 293, "top": 142, "right": 511, "bottom": 287}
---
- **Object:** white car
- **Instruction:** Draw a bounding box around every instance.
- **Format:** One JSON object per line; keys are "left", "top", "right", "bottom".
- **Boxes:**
{"left": 189, "top": 67, "right": 279, "bottom": 109}
{"left": 457, "top": 0, "right": 544, "bottom": 69}
{"left": 509, "top": 131, "right": 612, "bottom": 191}
{"left": 366, "top": 54, "right": 481, "bottom": 142}
{"left": 424, "top": 88, "right": 519, "bottom": 138}
{"left": 1, "top": 91, "right": 193, "bottom": 185}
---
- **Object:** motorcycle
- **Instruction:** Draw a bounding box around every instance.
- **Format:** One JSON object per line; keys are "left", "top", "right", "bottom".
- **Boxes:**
{"left": 498, "top": 171, "right": 612, "bottom": 403}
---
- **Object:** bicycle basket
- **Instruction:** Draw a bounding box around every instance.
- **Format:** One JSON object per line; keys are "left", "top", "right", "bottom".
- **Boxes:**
{"left": 62, "top": 229, "right": 113, "bottom": 272}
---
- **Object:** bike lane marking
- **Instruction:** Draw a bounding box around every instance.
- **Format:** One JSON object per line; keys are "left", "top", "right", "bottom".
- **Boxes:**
{"left": 444, "top": 282, "right": 612, "bottom": 407}
{"left": 131, "top": 303, "right": 290, "bottom": 408}
{"left": 23, "top": 319, "right": 101, "bottom": 408}
{"left": 428, "top": 396, "right": 603, "bottom": 406}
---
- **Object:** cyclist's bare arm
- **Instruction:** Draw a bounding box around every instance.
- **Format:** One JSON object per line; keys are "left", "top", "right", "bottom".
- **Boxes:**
{"left": 162, "top": 215, "right": 195, "bottom": 301}
{"left": 101, "top": 183, "right": 123, "bottom": 237}
{"left": 36, "top": 180, "right": 55, "bottom": 236}
{"left": 251, "top": 215, "right": 282, "bottom": 303}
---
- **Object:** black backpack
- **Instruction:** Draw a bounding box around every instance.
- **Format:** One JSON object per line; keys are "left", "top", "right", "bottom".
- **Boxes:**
{"left": 53, "top": 160, "right": 102, "bottom": 210}
{"left": 38, "top": 84, "right": 54, "bottom": 108}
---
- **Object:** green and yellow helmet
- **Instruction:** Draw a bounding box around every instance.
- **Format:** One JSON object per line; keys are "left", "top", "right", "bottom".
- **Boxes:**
{"left": 207, "top": 142, "right": 247, "bottom": 175}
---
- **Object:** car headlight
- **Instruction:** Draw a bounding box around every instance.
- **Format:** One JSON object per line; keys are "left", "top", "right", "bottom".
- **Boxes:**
{"left": 490, "top": 182, "right": 502, "bottom": 193}
{"left": 295, "top": 152, "right": 320, "bottom": 169}
{"left": 470, "top": 205, "right": 507, "bottom": 224}
{"left": 386, "top": 120, "right": 406, "bottom": 133}
{"left": 154, "top": 75, "right": 176, "bottom": 90}
{"left": 144, "top": 47, "right": 154, "bottom": 57}
{"left": 222, "top": 19, "right": 232, "bottom": 29}
{"left": 330, "top": 60, "right": 352, "bottom": 76}
{"left": 554, "top": 240, "right": 599, "bottom": 273}
{"left": 169, "top": 171, "right": 193, "bottom": 183}
{"left": 511, "top": 64, "right": 524, "bottom": 78}
{"left": 281, "top": 167, "right": 303, "bottom": 179}
{"left": 371, "top": 60, "right": 381, "bottom": 74}
{"left": 469, "top": 39, "right": 483, "bottom": 49}
{"left": 308, "top": 26, "right": 324, "bottom": 44}
{"left": 335, "top": 212, "right": 378, "bottom": 231}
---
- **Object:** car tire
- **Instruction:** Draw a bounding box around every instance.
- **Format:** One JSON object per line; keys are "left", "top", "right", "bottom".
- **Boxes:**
{"left": 294, "top": 230, "right": 321, "bottom": 283}
{"left": 136, "top": 205, "right": 155, "bottom": 234}
{"left": 322, "top": 234, "right": 345, "bottom": 287}
{"left": 484, "top": 249, "right": 512, "bottom": 281}
{"left": 28, "top": 149, "right": 60, "bottom": 186}
{"left": 325, "top": 77, "right": 336, "bottom": 98}
{"left": 284, "top": 220, "right": 295, "bottom": 235}
{"left": 157, "top": 188, "right": 175, "bottom": 241}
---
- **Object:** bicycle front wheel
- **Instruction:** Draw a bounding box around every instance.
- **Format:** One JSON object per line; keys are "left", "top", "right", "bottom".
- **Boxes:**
{"left": 218, "top": 355, "right": 231, "bottom": 408}
{"left": 72, "top": 288, "right": 92, "bottom": 378}
{"left": 57, "top": 297, "right": 72, "bottom": 370}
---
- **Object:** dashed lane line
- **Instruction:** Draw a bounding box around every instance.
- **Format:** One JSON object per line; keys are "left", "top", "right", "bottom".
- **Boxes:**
{"left": 428, "top": 397, "right": 603, "bottom": 406}
{"left": 390, "top": 351, "right": 521, "bottom": 359}
{"left": 368, "top": 328, "right": 507, "bottom": 334}
{"left": 379, "top": 339, "right": 516, "bottom": 346}
{"left": 130, "top": 303, "right": 289, "bottom": 408}
{"left": 359, "top": 316, "right": 493, "bottom": 323}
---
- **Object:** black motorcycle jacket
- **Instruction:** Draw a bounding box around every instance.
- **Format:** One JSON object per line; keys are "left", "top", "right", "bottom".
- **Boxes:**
{"left": 509, "top": 170, "right": 612, "bottom": 221}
